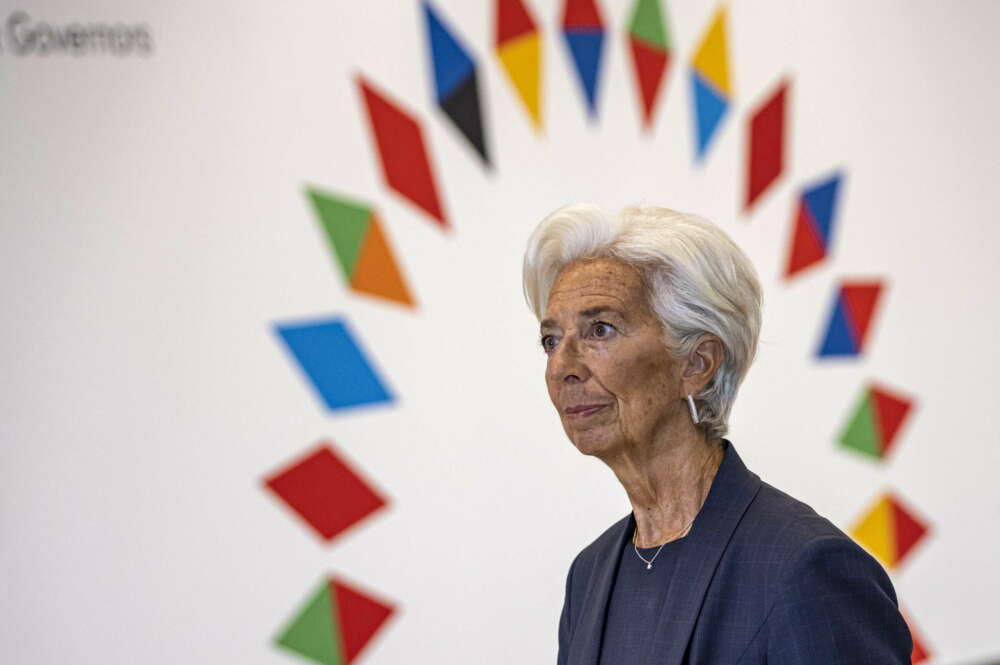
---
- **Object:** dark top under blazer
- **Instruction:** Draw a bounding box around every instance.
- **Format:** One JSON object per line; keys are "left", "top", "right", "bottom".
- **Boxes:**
{"left": 557, "top": 441, "right": 912, "bottom": 665}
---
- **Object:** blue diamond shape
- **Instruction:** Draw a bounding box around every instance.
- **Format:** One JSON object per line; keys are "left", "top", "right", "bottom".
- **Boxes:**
{"left": 275, "top": 316, "right": 394, "bottom": 411}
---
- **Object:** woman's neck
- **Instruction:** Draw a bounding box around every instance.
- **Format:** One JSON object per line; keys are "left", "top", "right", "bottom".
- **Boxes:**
{"left": 606, "top": 432, "right": 724, "bottom": 548}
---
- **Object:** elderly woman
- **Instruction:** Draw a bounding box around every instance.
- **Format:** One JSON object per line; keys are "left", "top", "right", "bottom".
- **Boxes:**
{"left": 523, "top": 204, "right": 911, "bottom": 665}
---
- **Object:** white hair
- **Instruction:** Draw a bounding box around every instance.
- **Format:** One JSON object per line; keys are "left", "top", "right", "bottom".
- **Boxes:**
{"left": 522, "top": 203, "right": 762, "bottom": 440}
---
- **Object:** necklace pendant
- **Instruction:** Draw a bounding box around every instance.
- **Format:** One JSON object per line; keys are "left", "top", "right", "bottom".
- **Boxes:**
{"left": 646, "top": 563, "right": 652, "bottom": 570}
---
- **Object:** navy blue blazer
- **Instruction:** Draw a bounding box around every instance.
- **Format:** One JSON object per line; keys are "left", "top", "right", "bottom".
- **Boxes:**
{"left": 557, "top": 441, "right": 912, "bottom": 665}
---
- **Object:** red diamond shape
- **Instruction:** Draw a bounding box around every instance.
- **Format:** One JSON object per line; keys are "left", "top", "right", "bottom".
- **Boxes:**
{"left": 902, "top": 609, "right": 932, "bottom": 664}
{"left": 358, "top": 75, "right": 448, "bottom": 228}
{"left": 745, "top": 79, "right": 788, "bottom": 211}
{"left": 263, "top": 442, "right": 387, "bottom": 543}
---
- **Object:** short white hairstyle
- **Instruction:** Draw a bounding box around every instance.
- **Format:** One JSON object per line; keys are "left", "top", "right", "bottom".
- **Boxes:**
{"left": 522, "top": 203, "right": 762, "bottom": 440}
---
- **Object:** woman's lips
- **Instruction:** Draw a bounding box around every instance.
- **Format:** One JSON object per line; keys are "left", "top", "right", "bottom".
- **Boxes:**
{"left": 565, "top": 404, "right": 608, "bottom": 418}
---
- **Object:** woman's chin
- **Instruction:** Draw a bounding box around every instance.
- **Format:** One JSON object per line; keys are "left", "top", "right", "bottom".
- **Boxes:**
{"left": 568, "top": 430, "right": 619, "bottom": 458}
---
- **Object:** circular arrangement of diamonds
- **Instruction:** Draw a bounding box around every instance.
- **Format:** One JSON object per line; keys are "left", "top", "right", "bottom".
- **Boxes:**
{"left": 259, "top": 2, "right": 932, "bottom": 663}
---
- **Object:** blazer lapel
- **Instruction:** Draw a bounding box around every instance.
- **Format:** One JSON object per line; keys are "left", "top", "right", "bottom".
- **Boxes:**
{"left": 566, "top": 513, "right": 633, "bottom": 665}
{"left": 645, "top": 441, "right": 762, "bottom": 665}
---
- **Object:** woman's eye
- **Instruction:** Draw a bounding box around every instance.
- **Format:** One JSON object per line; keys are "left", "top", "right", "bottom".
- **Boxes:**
{"left": 541, "top": 335, "right": 557, "bottom": 352}
{"left": 590, "top": 322, "right": 616, "bottom": 338}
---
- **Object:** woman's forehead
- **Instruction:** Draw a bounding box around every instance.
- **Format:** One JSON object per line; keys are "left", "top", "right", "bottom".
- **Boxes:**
{"left": 546, "top": 259, "right": 648, "bottom": 316}
{"left": 554, "top": 257, "right": 642, "bottom": 289}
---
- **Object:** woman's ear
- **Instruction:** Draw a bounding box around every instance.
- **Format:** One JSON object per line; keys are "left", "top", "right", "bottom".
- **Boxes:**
{"left": 682, "top": 336, "right": 724, "bottom": 394}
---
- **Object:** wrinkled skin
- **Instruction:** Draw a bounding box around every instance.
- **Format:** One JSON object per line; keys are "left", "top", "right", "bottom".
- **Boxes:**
{"left": 541, "top": 258, "right": 684, "bottom": 460}
{"left": 540, "top": 257, "right": 725, "bottom": 547}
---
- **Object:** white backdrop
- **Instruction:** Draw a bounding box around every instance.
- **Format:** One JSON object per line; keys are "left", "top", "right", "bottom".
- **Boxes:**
{"left": 2, "top": 1, "right": 999, "bottom": 664}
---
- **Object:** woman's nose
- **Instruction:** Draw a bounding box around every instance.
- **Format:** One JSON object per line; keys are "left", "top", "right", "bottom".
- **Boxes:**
{"left": 547, "top": 335, "right": 589, "bottom": 384}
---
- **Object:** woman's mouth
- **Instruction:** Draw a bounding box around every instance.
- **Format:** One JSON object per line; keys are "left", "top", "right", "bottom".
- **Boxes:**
{"left": 565, "top": 404, "right": 609, "bottom": 418}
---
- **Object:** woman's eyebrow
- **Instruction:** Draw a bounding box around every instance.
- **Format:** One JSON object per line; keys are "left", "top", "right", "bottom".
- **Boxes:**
{"left": 578, "top": 305, "right": 623, "bottom": 319}
{"left": 540, "top": 305, "right": 625, "bottom": 331}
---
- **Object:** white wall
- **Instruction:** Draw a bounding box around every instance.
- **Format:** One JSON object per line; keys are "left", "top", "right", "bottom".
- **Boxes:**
{"left": 2, "top": 1, "right": 998, "bottom": 663}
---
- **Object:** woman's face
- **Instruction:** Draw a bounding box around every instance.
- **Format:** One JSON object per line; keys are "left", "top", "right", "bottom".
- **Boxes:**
{"left": 541, "top": 258, "right": 686, "bottom": 459}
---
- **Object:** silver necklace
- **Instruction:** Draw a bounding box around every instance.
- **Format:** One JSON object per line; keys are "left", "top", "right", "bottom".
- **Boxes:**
{"left": 632, "top": 518, "right": 694, "bottom": 570}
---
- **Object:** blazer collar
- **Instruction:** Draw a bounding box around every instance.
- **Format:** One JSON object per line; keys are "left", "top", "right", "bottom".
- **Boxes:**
{"left": 567, "top": 440, "right": 762, "bottom": 665}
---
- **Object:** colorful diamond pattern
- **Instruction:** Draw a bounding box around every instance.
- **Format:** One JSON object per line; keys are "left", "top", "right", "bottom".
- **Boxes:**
{"left": 358, "top": 76, "right": 448, "bottom": 227}
{"left": 839, "top": 384, "right": 914, "bottom": 461}
{"left": 276, "top": 576, "right": 395, "bottom": 665}
{"left": 690, "top": 6, "right": 731, "bottom": 161}
{"left": 423, "top": 2, "right": 490, "bottom": 165}
{"left": 264, "top": 443, "right": 387, "bottom": 543}
{"left": 785, "top": 171, "right": 843, "bottom": 278}
{"left": 307, "top": 188, "right": 414, "bottom": 307}
{"left": 745, "top": 80, "right": 789, "bottom": 211}
{"left": 817, "top": 280, "right": 885, "bottom": 358}
{"left": 275, "top": 316, "right": 394, "bottom": 411}
{"left": 626, "top": 0, "right": 671, "bottom": 128}
{"left": 495, "top": 0, "right": 543, "bottom": 131}
{"left": 561, "top": 0, "right": 606, "bottom": 118}
{"left": 260, "top": 5, "right": 941, "bottom": 662}
{"left": 850, "top": 492, "right": 930, "bottom": 571}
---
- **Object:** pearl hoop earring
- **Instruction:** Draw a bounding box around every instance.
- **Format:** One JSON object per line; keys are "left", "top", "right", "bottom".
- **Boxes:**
{"left": 686, "top": 395, "right": 700, "bottom": 425}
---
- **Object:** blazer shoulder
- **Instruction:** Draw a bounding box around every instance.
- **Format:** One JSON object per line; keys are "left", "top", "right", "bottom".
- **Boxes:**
{"left": 715, "top": 479, "right": 899, "bottom": 625}
{"left": 721, "top": 478, "right": 883, "bottom": 593}
{"left": 763, "top": 523, "right": 910, "bottom": 663}
{"left": 739, "top": 480, "right": 853, "bottom": 551}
